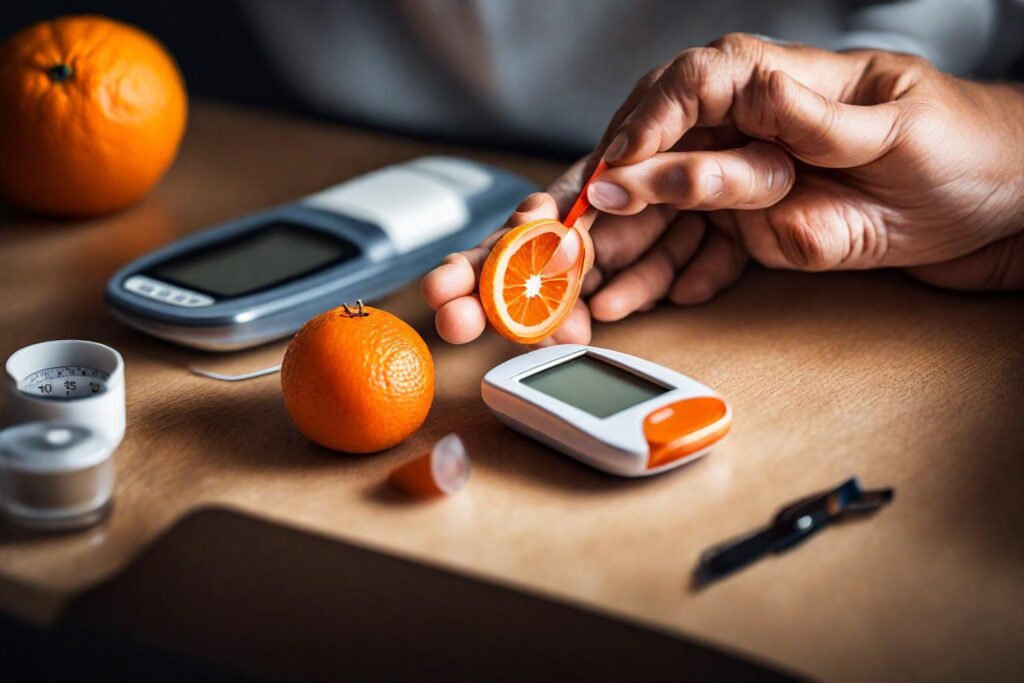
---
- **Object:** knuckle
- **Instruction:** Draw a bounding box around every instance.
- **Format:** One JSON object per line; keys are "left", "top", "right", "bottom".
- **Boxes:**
{"left": 763, "top": 69, "right": 793, "bottom": 110}
{"left": 776, "top": 213, "right": 835, "bottom": 270}
{"left": 897, "top": 53, "right": 934, "bottom": 76}
{"left": 671, "top": 272, "right": 716, "bottom": 304}
{"left": 441, "top": 252, "right": 465, "bottom": 267}
{"left": 509, "top": 207, "right": 543, "bottom": 225}
{"left": 671, "top": 48, "right": 715, "bottom": 91}
{"left": 657, "top": 160, "right": 703, "bottom": 207}
{"left": 514, "top": 191, "right": 547, "bottom": 212}
{"left": 742, "top": 68, "right": 788, "bottom": 136}
{"left": 880, "top": 53, "right": 938, "bottom": 97}
{"left": 709, "top": 32, "right": 760, "bottom": 56}
{"left": 666, "top": 47, "right": 738, "bottom": 127}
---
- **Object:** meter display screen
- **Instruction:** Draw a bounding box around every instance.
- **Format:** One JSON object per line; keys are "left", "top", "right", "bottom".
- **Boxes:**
{"left": 520, "top": 354, "right": 668, "bottom": 418}
{"left": 151, "top": 222, "right": 359, "bottom": 297}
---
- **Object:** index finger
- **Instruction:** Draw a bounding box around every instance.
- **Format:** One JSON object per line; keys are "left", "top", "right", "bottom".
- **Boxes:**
{"left": 602, "top": 34, "right": 872, "bottom": 166}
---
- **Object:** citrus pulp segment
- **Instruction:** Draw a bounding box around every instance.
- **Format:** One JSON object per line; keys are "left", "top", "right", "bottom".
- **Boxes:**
{"left": 479, "top": 219, "right": 587, "bottom": 344}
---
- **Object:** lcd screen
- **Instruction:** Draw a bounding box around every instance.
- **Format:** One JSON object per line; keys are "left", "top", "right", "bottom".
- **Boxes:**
{"left": 520, "top": 354, "right": 668, "bottom": 418}
{"left": 151, "top": 222, "right": 358, "bottom": 298}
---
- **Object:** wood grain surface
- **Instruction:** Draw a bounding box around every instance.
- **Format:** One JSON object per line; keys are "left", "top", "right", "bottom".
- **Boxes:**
{"left": 0, "top": 102, "right": 1022, "bottom": 682}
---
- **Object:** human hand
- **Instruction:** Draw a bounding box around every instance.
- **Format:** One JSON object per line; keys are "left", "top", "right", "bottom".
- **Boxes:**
{"left": 420, "top": 152, "right": 742, "bottom": 343}
{"left": 423, "top": 35, "right": 1024, "bottom": 344}
{"left": 591, "top": 33, "right": 1024, "bottom": 291}
{"left": 420, "top": 157, "right": 597, "bottom": 344}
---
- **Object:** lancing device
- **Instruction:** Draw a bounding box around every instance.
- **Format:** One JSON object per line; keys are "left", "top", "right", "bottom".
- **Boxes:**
{"left": 693, "top": 477, "right": 894, "bottom": 587}
{"left": 107, "top": 156, "right": 537, "bottom": 351}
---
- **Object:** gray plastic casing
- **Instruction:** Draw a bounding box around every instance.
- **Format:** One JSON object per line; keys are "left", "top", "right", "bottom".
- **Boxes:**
{"left": 105, "top": 156, "right": 537, "bottom": 350}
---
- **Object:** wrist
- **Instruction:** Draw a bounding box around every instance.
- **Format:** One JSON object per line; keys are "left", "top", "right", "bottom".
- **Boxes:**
{"left": 980, "top": 82, "right": 1024, "bottom": 238}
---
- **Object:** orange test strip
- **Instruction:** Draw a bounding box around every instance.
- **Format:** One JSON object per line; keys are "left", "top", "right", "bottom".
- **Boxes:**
{"left": 562, "top": 160, "right": 608, "bottom": 228}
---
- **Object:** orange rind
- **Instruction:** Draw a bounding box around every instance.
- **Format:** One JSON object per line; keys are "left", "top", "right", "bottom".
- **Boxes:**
{"left": 478, "top": 161, "right": 606, "bottom": 344}
{"left": 479, "top": 219, "right": 588, "bottom": 344}
{"left": 281, "top": 303, "right": 434, "bottom": 453}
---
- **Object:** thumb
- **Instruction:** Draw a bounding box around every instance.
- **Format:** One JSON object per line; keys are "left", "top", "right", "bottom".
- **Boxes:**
{"left": 743, "top": 69, "right": 901, "bottom": 168}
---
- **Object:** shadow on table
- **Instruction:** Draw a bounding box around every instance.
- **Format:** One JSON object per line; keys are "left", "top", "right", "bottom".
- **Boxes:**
{"left": 128, "top": 381, "right": 371, "bottom": 474}
{"left": 60, "top": 506, "right": 807, "bottom": 682}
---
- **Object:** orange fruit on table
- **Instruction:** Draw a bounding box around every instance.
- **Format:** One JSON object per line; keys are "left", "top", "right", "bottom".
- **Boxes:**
{"left": 281, "top": 304, "right": 435, "bottom": 453}
{"left": 0, "top": 15, "right": 187, "bottom": 216}
{"left": 479, "top": 219, "right": 588, "bottom": 344}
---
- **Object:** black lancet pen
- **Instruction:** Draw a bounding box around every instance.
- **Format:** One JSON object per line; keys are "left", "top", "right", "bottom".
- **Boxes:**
{"left": 694, "top": 477, "right": 894, "bottom": 588}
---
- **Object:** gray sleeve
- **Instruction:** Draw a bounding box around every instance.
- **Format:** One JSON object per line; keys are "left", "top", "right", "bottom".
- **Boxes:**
{"left": 831, "top": 0, "right": 1003, "bottom": 76}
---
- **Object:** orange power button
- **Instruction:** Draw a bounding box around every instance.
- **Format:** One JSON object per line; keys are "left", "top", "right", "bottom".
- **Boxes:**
{"left": 644, "top": 396, "right": 731, "bottom": 469}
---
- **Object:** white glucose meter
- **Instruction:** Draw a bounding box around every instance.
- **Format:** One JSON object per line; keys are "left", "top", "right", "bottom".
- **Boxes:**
{"left": 106, "top": 156, "right": 536, "bottom": 350}
{"left": 482, "top": 345, "right": 731, "bottom": 477}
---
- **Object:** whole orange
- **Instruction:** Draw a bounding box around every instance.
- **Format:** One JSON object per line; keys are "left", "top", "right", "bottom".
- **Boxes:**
{"left": 281, "top": 305, "right": 435, "bottom": 453}
{"left": 0, "top": 16, "right": 187, "bottom": 216}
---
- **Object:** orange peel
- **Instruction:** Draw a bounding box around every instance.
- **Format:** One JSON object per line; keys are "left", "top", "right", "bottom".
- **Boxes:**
{"left": 479, "top": 219, "right": 588, "bottom": 344}
{"left": 479, "top": 161, "right": 606, "bottom": 344}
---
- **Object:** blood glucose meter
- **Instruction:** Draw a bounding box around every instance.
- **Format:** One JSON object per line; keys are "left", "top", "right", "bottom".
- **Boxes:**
{"left": 482, "top": 345, "right": 731, "bottom": 477}
{"left": 106, "top": 156, "right": 536, "bottom": 350}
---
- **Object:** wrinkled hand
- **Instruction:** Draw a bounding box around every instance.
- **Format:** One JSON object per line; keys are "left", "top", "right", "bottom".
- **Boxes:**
{"left": 593, "top": 33, "right": 1024, "bottom": 291}
{"left": 421, "top": 144, "right": 750, "bottom": 344}
{"left": 423, "top": 34, "right": 1024, "bottom": 345}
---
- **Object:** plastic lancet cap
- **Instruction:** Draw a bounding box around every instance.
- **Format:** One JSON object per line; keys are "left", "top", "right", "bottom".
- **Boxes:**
{"left": 430, "top": 434, "right": 471, "bottom": 495}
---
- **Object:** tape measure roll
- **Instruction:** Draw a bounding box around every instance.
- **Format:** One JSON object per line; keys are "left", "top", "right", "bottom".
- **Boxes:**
{"left": 5, "top": 340, "right": 125, "bottom": 445}
{"left": 2, "top": 340, "right": 125, "bottom": 529}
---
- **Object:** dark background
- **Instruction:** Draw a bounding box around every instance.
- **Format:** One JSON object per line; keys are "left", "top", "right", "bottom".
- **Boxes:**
{"left": 5, "top": 0, "right": 1021, "bottom": 159}
{"left": 0, "top": 0, "right": 591, "bottom": 159}
{"left": 2, "top": 0, "right": 308, "bottom": 115}
{"left": 1, "top": 2, "right": 1020, "bottom": 679}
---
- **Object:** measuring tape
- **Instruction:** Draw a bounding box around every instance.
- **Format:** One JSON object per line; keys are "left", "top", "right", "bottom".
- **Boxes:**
{"left": 1, "top": 340, "right": 125, "bottom": 529}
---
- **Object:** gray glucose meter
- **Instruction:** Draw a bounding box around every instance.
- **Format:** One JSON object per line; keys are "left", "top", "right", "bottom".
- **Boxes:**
{"left": 106, "top": 156, "right": 536, "bottom": 350}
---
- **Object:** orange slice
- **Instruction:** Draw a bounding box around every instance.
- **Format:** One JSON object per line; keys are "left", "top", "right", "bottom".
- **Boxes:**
{"left": 479, "top": 219, "right": 587, "bottom": 344}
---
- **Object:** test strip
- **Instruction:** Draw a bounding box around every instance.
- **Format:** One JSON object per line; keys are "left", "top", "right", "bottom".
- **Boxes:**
{"left": 562, "top": 160, "right": 608, "bottom": 228}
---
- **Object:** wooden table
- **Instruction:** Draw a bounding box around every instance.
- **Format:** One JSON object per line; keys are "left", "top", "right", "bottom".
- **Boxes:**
{"left": 1, "top": 102, "right": 1022, "bottom": 682}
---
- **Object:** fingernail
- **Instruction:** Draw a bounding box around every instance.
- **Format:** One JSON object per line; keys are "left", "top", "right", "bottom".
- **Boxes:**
{"left": 588, "top": 181, "right": 629, "bottom": 210}
{"left": 705, "top": 173, "right": 725, "bottom": 196}
{"left": 543, "top": 228, "right": 582, "bottom": 275}
{"left": 766, "top": 163, "right": 789, "bottom": 191}
{"left": 603, "top": 132, "right": 629, "bottom": 162}
{"left": 516, "top": 193, "right": 544, "bottom": 212}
